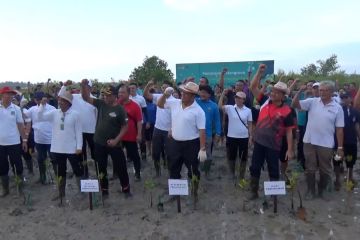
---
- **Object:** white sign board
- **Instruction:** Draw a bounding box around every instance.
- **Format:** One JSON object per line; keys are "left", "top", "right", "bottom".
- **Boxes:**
{"left": 168, "top": 179, "right": 189, "bottom": 196}
{"left": 264, "top": 181, "right": 286, "bottom": 195}
{"left": 81, "top": 180, "right": 100, "bottom": 193}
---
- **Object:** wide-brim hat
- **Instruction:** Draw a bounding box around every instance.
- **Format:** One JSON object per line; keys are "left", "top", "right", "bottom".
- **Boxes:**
{"left": 101, "top": 85, "right": 117, "bottom": 96}
{"left": 0, "top": 86, "right": 18, "bottom": 95}
{"left": 58, "top": 90, "right": 73, "bottom": 104}
{"left": 179, "top": 82, "right": 199, "bottom": 95}
{"left": 272, "top": 81, "right": 289, "bottom": 95}
{"left": 235, "top": 91, "right": 247, "bottom": 99}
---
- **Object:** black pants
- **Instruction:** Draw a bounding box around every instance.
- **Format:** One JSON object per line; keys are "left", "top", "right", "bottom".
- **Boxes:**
{"left": 250, "top": 142, "right": 280, "bottom": 180}
{"left": 82, "top": 133, "right": 95, "bottom": 178}
{"left": 0, "top": 144, "right": 23, "bottom": 176}
{"left": 51, "top": 152, "right": 83, "bottom": 179}
{"left": 122, "top": 141, "right": 141, "bottom": 176}
{"left": 152, "top": 128, "right": 168, "bottom": 164}
{"left": 35, "top": 143, "right": 51, "bottom": 177}
{"left": 297, "top": 125, "right": 306, "bottom": 168}
{"left": 167, "top": 138, "right": 200, "bottom": 180}
{"left": 94, "top": 143, "right": 130, "bottom": 194}
{"left": 227, "top": 137, "right": 248, "bottom": 162}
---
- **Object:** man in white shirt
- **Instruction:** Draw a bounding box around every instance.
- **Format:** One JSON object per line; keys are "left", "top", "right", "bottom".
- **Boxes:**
{"left": 23, "top": 91, "right": 56, "bottom": 184}
{"left": 59, "top": 80, "right": 97, "bottom": 178}
{"left": 157, "top": 82, "right": 206, "bottom": 201}
{"left": 292, "top": 80, "right": 344, "bottom": 200}
{"left": 0, "top": 86, "right": 28, "bottom": 197}
{"left": 38, "top": 89, "right": 83, "bottom": 200}
{"left": 143, "top": 80, "right": 175, "bottom": 176}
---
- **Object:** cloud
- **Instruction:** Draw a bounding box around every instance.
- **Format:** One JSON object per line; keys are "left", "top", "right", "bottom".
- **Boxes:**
{"left": 163, "top": 0, "right": 251, "bottom": 12}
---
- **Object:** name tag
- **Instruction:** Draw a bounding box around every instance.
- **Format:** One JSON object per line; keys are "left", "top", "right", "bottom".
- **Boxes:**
{"left": 11, "top": 111, "right": 15, "bottom": 116}
{"left": 60, "top": 124, "right": 64, "bottom": 130}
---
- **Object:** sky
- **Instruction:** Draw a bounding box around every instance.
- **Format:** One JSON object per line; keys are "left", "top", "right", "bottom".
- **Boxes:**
{"left": 0, "top": 0, "right": 359, "bottom": 83}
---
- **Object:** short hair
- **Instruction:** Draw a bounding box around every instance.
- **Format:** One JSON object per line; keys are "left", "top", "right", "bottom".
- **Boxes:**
{"left": 199, "top": 85, "right": 212, "bottom": 95}
{"left": 129, "top": 82, "right": 138, "bottom": 87}
{"left": 200, "top": 76, "right": 209, "bottom": 84}
{"left": 319, "top": 80, "right": 335, "bottom": 93}
{"left": 117, "top": 83, "right": 130, "bottom": 94}
{"left": 236, "top": 80, "right": 245, "bottom": 84}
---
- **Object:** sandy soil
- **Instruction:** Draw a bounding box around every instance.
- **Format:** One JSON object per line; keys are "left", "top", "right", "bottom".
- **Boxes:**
{"left": 1, "top": 145, "right": 360, "bottom": 240}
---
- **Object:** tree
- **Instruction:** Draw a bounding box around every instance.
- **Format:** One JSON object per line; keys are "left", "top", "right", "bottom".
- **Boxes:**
{"left": 129, "top": 56, "right": 174, "bottom": 86}
{"left": 300, "top": 54, "right": 340, "bottom": 77}
{"left": 317, "top": 54, "right": 340, "bottom": 76}
{"left": 300, "top": 63, "right": 318, "bottom": 76}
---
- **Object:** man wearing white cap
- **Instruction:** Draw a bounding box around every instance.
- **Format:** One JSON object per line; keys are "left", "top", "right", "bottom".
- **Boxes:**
{"left": 38, "top": 88, "right": 84, "bottom": 200}
{"left": 157, "top": 81, "right": 206, "bottom": 201}
{"left": 248, "top": 64, "right": 295, "bottom": 200}
{"left": 0, "top": 86, "right": 28, "bottom": 197}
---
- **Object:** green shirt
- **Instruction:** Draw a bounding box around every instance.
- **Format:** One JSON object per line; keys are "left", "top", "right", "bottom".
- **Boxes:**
{"left": 93, "top": 99, "right": 127, "bottom": 146}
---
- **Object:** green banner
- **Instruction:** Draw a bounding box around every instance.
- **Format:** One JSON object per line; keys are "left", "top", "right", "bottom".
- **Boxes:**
{"left": 176, "top": 60, "right": 274, "bottom": 87}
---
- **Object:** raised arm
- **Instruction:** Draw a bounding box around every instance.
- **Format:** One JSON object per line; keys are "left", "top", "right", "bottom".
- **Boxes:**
{"left": 218, "top": 89, "right": 226, "bottom": 111}
{"left": 250, "top": 64, "right": 266, "bottom": 99}
{"left": 291, "top": 84, "right": 307, "bottom": 109}
{"left": 81, "top": 79, "right": 94, "bottom": 105}
{"left": 143, "top": 80, "right": 155, "bottom": 102}
{"left": 157, "top": 87, "right": 173, "bottom": 109}
{"left": 218, "top": 68, "right": 227, "bottom": 90}
{"left": 354, "top": 89, "right": 360, "bottom": 111}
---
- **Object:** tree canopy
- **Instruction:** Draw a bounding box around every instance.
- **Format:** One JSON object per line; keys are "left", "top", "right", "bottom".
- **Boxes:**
{"left": 129, "top": 56, "right": 174, "bottom": 86}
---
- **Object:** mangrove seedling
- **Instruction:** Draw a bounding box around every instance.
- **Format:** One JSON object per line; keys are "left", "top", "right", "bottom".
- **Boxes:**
{"left": 96, "top": 162, "right": 105, "bottom": 206}
{"left": 144, "top": 179, "right": 156, "bottom": 207}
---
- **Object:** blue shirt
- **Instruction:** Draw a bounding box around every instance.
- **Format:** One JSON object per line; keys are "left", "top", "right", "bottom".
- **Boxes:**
{"left": 196, "top": 99, "right": 221, "bottom": 137}
{"left": 146, "top": 100, "right": 157, "bottom": 124}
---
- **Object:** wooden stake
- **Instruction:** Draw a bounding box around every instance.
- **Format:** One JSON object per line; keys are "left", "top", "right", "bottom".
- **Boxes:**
{"left": 89, "top": 192, "right": 93, "bottom": 210}
{"left": 177, "top": 196, "right": 181, "bottom": 213}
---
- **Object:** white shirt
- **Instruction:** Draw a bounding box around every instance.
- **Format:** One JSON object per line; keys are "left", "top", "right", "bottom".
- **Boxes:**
{"left": 153, "top": 93, "right": 175, "bottom": 131}
{"left": 130, "top": 94, "right": 147, "bottom": 108}
{"left": 224, "top": 104, "right": 252, "bottom": 138}
{"left": 0, "top": 103, "right": 23, "bottom": 145}
{"left": 59, "top": 86, "right": 97, "bottom": 133}
{"left": 23, "top": 104, "right": 56, "bottom": 144}
{"left": 38, "top": 106, "right": 82, "bottom": 154}
{"left": 300, "top": 97, "right": 344, "bottom": 148}
{"left": 164, "top": 99, "right": 206, "bottom": 141}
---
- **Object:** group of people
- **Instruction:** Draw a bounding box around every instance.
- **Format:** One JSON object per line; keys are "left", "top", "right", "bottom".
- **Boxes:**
{"left": 1, "top": 64, "right": 359, "bottom": 203}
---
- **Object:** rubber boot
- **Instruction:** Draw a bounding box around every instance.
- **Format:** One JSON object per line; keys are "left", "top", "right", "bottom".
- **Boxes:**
{"left": 204, "top": 160, "right": 212, "bottom": 178}
{"left": 305, "top": 173, "right": 316, "bottom": 200}
{"left": 239, "top": 161, "right": 247, "bottom": 180}
{"left": 52, "top": 177, "right": 66, "bottom": 201}
{"left": 76, "top": 176, "right": 82, "bottom": 192}
{"left": 334, "top": 165, "right": 341, "bottom": 191}
{"left": 192, "top": 179, "right": 199, "bottom": 204}
{"left": 248, "top": 177, "right": 259, "bottom": 200}
{"left": 318, "top": 173, "right": 331, "bottom": 201}
{"left": 17, "top": 175, "right": 24, "bottom": 195}
{"left": 1, "top": 176, "right": 10, "bottom": 197}
{"left": 154, "top": 160, "right": 161, "bottom": 177}
{"left": 25, "top": 157, "right": 34, "bottom": 174}
{"left": 228, "top": 160, "right": 236, "bottom": 180}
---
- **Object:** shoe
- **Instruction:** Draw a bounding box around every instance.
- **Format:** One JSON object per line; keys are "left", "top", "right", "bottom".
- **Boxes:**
{"left": 135, "top": 173, "right": 141, "bottom": 182}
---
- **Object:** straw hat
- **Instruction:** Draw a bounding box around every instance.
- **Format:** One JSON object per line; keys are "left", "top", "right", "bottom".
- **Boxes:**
{"left": 179, "top": 82, "right": 199, "bottom": 95}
